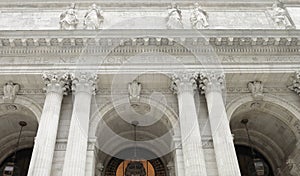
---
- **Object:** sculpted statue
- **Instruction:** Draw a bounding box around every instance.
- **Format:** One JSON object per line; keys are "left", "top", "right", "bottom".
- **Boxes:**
{"left": 84, "top": 3, "right": 104, "bottom": 30}
{"left": 128, "top": 80, "right": 142, "bottom": 103}
{"left": 3, "top": 81, "right": 19, "bottom": 103}
{"left": 268, "top": 1, "right": 292, "bottom": 28}
{"left": 60, "top": 3, "right": 79, "bottom": 30}
{"left": 166, "top": 3, "right": 183, "bottom": 29}
{"left": 190, "top": 3, "right": 209, "bottom": 29}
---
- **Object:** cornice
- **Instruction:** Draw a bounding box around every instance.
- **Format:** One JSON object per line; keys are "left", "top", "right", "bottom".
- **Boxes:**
{"left": 0, "top": 1, "right": 299, "bottom": 10}
{"left": 0, "top": 29, "right": 299, "bottom": 54}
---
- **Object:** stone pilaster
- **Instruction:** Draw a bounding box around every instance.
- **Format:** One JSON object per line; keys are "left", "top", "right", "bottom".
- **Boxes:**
{"left": 199, "top": 72, "right": 241, "bottom": 176}
{"left": 28, "top": 73, "right": 69, "bottom": 176}
{"left": 62, "top": 72, "right": 97, "bottom": 176}
{"left": 171, "top": 72, "right": 207, "bottom": 176}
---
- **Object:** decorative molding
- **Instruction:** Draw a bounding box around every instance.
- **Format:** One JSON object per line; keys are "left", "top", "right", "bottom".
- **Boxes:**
{"left": 0, "top": 30, "right": 299, "bottom": 51}
{"left": 202, "top": 137, "right": 214, "bottom": 149}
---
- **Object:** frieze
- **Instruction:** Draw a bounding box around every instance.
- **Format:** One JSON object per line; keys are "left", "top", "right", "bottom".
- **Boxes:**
{"left": 202, "top": 136, "right": 214, "bottom": 149}
{"left": 0, "top": 87, "right": 292, "bottom": 96}
{"left": 0, "top": 55, "right": 299, "bottom": 66}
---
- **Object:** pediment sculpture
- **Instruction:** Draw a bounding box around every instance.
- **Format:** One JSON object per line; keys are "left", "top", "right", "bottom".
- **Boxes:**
{"left": 190, "top": 3, "right": 209, "bottom": 29}
{"left": 166, "top": 3, "right": 183, "bottom": 29}
{"left": 84, "top": 3, "right": 104, "bottom": 30}
{"left": 60, "top": 3, "right": 79, "bottom": 30}
{"left": 267, "top": 1, "right": 293, "bottom": 29}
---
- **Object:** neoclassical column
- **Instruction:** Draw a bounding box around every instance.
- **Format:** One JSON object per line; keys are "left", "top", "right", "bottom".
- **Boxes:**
{"left": 172, "top": 136, "right": 185, "bottom": 176}
{"left": 171, "top": 73, "right": 207, "bottom": 176}
{"left": 62, "top": 72, "right": 97, "bottom": 176}
{"left": 199, "top": 72, "right": 241, "bottom": 176}
{"left": 28, "top": 73, "right": 69, "bottom": 176}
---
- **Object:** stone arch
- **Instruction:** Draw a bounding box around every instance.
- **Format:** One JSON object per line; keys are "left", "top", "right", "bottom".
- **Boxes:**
{"left": 90, "top": 96, "right": 178, "bottom": 175}
{"left": 226, "top": 94, "right": 300, "bottom": 123}
{"left": 0, "top": 95, "right": 43, "bottom": 122}
{"left": 89, "top": 96, "right": 179, "bottom": 138}
{"left": 0, "top": 95, "right": 42, "bottom": 164}
{"left": 227, "top": 94, "right": 300, "bottom": 174}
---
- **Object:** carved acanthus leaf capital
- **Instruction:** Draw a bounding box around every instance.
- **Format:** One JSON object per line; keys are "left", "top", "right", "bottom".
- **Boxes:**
{"left": 288, "top": 71, "right": 300, "bottom": 96}
{"left": 248, "top": 80, "right": 264, "bottom": 100}
{"left": 71, "top": 72, "right": 98, "bottom": 95}
{"left": 170, "top": 72, "right": 197, "bottom": 94}
{"left": 3, "top": 81, "right": 20, "bottom": 103}
{"left": 199, "top": 72, "right": 225, "bottom": 94}
{"left": 42, "top": 72, "right": 70, "bottom": 95}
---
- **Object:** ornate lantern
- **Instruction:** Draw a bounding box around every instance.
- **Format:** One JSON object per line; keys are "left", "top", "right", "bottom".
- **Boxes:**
{"left": 3, "top": 121, "right": 27, "bottom": 176}
{"left": 241, "top": 119, "right": 268, "bottom": 176}
{"left": 124, "top": 121, "right": 147, "bottom": 176}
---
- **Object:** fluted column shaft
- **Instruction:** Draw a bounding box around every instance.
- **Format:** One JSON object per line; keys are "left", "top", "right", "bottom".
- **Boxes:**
{"left": 62, "top": 73, "right": 97, "bottom": 176}
{"left": 173, "top": 136, "right": 185, "bottom": 176}
{"left": 172, "top": 73, "right": 207, "bottom": 176}
{"left": 200, "top": 72, "right": 241, "bottom": 176}
{"left": 28, "top": 73, "right": 69, "bottom": 176}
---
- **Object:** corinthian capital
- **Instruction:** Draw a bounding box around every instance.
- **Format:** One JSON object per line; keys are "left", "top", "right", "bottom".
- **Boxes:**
{"left": 199, "top": 71, "right": 225, "bottom": 94}
{"left": 288, "top": 71, "right": 300, "bottom": 96}
{"left": 170, "top": 72, "right": 197, "bottom": 94}
{"left": 42, "top": 72, "right": 70, "bottom": 95}
{"left": 71, "top": 72, "right": 98, "bottom": 95}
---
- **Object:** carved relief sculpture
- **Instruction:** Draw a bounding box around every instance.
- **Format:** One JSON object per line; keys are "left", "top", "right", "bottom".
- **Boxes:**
{"left": 128, "top": 80, "right": 142, "bottom": 104}
{"left": 268, "top": 1, "right": 293, "bottom": 29}
{"left": 286, "top": 159, "right": 300, "bottom": 176}
{"left": 248, "top": 81, "right": 264, "bottom": 100}
{"left": 190, "top": 3, "right": 209, "bottom": 29}
{"left": 166, "top": 3, "right": 183, "bottom": 29}
{"left": 84, "top": 3, "right": 104, "bottom": 30}
{"left": 289, "top": 71, "right": 300, "bottom": 96}
{"left": 3, "top": 81, "right": 20, "bottom": 103}
{"left": 60, "top": 3, "right": 79, "bottom": 30}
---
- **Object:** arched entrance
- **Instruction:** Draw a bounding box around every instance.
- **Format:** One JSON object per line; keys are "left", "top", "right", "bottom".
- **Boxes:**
{"left": 0, "top": 100, "right": 41, "bottom": 176}
{"left": 229, "top": 98, "right": 300, "bottom": 175}
{"left": 235, "top": 145, "right": 274, "bottom": 176}
{"left": 0, "top": 148, "right": 33, "bottom": 176}
{"left": 91, "top": 74, "right": 178, "bottom": 176}
{"left": 104, "top": 155, "right": 166, "bottom": 176}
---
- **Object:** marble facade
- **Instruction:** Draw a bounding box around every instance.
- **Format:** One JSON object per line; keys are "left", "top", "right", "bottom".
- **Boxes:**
{"left": 0, "top": 0, "right": 300, "bottom": 176}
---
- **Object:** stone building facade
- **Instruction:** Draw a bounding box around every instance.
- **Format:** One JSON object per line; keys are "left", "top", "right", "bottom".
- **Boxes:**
{"left": 0, "top": 0, "right": 300, "bottom": 176}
